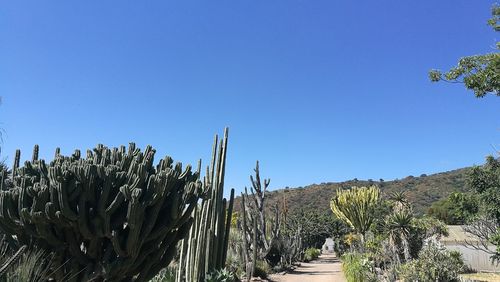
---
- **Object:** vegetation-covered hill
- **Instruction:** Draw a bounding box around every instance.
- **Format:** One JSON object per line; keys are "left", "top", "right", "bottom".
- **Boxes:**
{"left": 235, "top": 167, "right": 471, "bottom": 216}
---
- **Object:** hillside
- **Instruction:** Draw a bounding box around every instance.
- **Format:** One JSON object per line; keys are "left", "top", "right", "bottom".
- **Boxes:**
{"left": 234, "top": 167, "right": 471, "bottom": 216}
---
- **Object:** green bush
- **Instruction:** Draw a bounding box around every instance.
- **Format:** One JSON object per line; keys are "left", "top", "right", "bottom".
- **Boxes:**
{"left": 0, "top": 244, "right": 52, "bottom": 282}
{"left": 253, "top": 260, "right": 270, "bottom": 279}
{"left": 149, "top": 267, "right": 176, "bottom": 282}
{"left": 304, "top": 248, "right": 321, "bottom": 262}
{"left": 341, "top": 252, "right": 377, "bottom": 282}
{"left": 400, "top": 239, "right": 466, "bottom": 282}
{"left": 205, "top": 268, "right": 239, "bottom": 282}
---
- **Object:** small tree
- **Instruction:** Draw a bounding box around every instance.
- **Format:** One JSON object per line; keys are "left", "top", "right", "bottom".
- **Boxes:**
{"left": 463, "top": 154, "right": 500, "bottom": 264}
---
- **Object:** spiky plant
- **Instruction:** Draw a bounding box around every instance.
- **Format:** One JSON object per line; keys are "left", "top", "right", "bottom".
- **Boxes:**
{"left": 388, "top": 191, "right": 410, "bottom": 212}
{"left": 330, "top": 186, "right": 380, "bottom": 245}
{"left": 385, "top": 209, "right": 413, "bottom": 264}
{"left": 0, "top": 137, "right": 225, "bottom": 281}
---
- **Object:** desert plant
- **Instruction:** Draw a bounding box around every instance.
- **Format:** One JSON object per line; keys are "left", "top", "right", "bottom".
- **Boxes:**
{"left": 239, "top": 162, "right": 281, "bottom": 279}
{"left": 266, "top": 225, "right": 303, "bottom": 266}
{"left": 331, "top": 186, "right": 380, "bottom": 245}
{"left": 176, "top": 129, "right": 235, "bottom": 281}
{"left": 1, "top": 248, "right": 52, "bottom": 282}
{"left": 341, "top": 252, "right": 377, "bottom": 282}
{"left": 0, "top": 236, "right": 52, "bottom": 282}
{"left": 150, "top": 267, "right": 176, "bottom": 282}
{"left": 385, "top": 209, "right": 413, "bottom": 264}
{"left": 0, "top": 140, "right": 211, "bottom": 281}
{"left": 400, "top": 238, "right": 466, "bottom": 282}
{"left": 253, "top": 260, "right": 270, "bottom": 279}
{"left": 205, "top": 268, "right": 239, "bottom": 282}
{"left": 388, "top": 191, "right": 410, "bottom": 212}
{"left": 304, "top": 248, "right": 320, "bottom": 262}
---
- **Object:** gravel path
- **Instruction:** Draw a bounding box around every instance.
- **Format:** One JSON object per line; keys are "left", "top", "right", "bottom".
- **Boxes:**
{"left": 269, "top": 254, "right": 346, "bottom": 282}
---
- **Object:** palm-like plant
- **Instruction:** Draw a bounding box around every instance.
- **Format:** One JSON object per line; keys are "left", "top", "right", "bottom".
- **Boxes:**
{"left": 388, "top": 191, "right": 410, "bottom": 212}
{"left": 385, "top": 209, "right": 413, "bottom": 264}
{"left": 330, "top": 186, "right": 380, "bottom": 245}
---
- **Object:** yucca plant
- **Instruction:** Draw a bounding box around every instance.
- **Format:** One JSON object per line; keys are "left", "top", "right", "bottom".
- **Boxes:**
{"left": 385, "top": 209, "right": 413, "bottom": 264}
{"left": 388, "top": 191, "right": 410, "bottom": 212}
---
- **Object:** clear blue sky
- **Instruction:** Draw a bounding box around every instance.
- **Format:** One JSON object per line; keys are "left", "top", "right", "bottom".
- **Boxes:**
{"left": 1, "top": 1, "right": 499, "bottom": 194}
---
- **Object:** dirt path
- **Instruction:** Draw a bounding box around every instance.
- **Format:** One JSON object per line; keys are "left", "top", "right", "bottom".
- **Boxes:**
{"left": 269, "top": 254, "right": 346, "bottom": 282}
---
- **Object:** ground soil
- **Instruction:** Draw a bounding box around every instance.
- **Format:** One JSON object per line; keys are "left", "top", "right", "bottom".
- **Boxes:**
{"left": 269, "top": 254, "right": 346, "bottom": 282}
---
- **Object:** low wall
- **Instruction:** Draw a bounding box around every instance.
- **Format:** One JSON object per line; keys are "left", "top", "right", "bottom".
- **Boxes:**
{"left": 444, "top": 244, "right": 500, "bottom": 272}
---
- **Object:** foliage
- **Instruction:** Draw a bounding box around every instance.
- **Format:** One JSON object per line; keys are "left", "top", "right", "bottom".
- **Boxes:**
{"left": 407, "top": 216, "right": 448, "bottom": 259}
{"left": 225, "top": 229, "right": 246, "bottom": 278}
{"left": 400, "top": 239, "right": 466, "bottom": 282}
{"left": 205, "top": 268, "right": 239, "bottom": 282}
{"left": 427, "top": 192, "right": 479, "bottom": 224}
{"left": 429, "top": 4, "right": 500, "bottom": 98}
{"left": 303, "top": 248, "right": 320, "bottom": 262}
{"left": 464, "top": 154, "right": 500, "bottom": 264}
{"left": 385, "top": 208, "right": 413, "bottom": 263}
{"left": 266, "top": 226, "right": 303, "bottom": 266}
{"left": 282, "top": 208, "right": 348, "bottom": 250}
{"left": 330, "top": 186, "right": 380, "bottom": 242}
{"left": 341, "top": 252, "right": 377, "bottom": 282}
{"left": 344, "top": 233, "right": 361, "bottom": 250}
{"left": 468, "top": 156, "right": 500, "bottom": 223}
{"left": 149, "top": 267, "right": 176, "bottom": 282}
{"left": 0, "top": 143, "right": 203, "bottom": 281}
{"left": 253, "top": 260, "right": 270, "bottom": 279}
{"left": 490, "top": 231, "right": 500, "bottom": 264}
{"left": 0, "top": 241, "right": 52, "bottom": 282}
{"left": 388, "top": 191, "right": 410, "bottom": 212}
{"left": 357, "top": 191, "right": 450, "bottom": 280}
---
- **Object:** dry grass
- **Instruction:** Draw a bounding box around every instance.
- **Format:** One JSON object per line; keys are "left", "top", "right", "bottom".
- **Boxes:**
{"left": 460, "top": 273, "right": 500, "bottom": 282}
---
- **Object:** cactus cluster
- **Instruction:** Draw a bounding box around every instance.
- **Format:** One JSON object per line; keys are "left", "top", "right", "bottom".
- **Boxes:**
{"left": 177, "top": 128, "right": 235, "bottom": 281}
{"left": 0, "top": 142, "right": 203, "bottom": 281}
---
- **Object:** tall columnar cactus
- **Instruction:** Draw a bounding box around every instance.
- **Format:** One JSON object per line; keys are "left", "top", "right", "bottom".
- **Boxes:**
{"left": 177, "top": 128, "right": 235, "bottom": 281}
{"left": 0, "top": 141, "right": 206, "bottom": 281}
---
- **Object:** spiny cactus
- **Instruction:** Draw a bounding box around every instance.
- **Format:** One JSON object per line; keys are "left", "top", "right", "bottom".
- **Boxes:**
{"left": 177, "top": 128, "right": 235, "bottom": 281}
{"left": 0, "top": 141, "right": 206, "bottom": 281}
{"left": 239, "top": 161, "right": 281, "bottom": 280}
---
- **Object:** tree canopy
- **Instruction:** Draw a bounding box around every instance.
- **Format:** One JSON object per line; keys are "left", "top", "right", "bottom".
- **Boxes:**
{"left": 429, "top": 4, "right": 500, "bottom": 98}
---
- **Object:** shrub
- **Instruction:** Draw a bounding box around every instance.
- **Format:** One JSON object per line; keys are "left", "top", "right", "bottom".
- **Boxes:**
{"left": 304, "top": 248, "right": 321, "bottom": 262}
{"left": 341, "top": 252, "right": 377, "bottom": 282}
{"left": 205, "top": 268, "right": 239, "bottom": 282}
{"left": 149, "top": 267, "right": 176, "bottom": 282}
{"left": 400, "top": 239, "right": 466, "bottom": 282}
{"left": 0, "top": 242, "right": 52, "bottom": 282}
{"left": 253, "top": 260, "right": 270, "bottom": 279}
